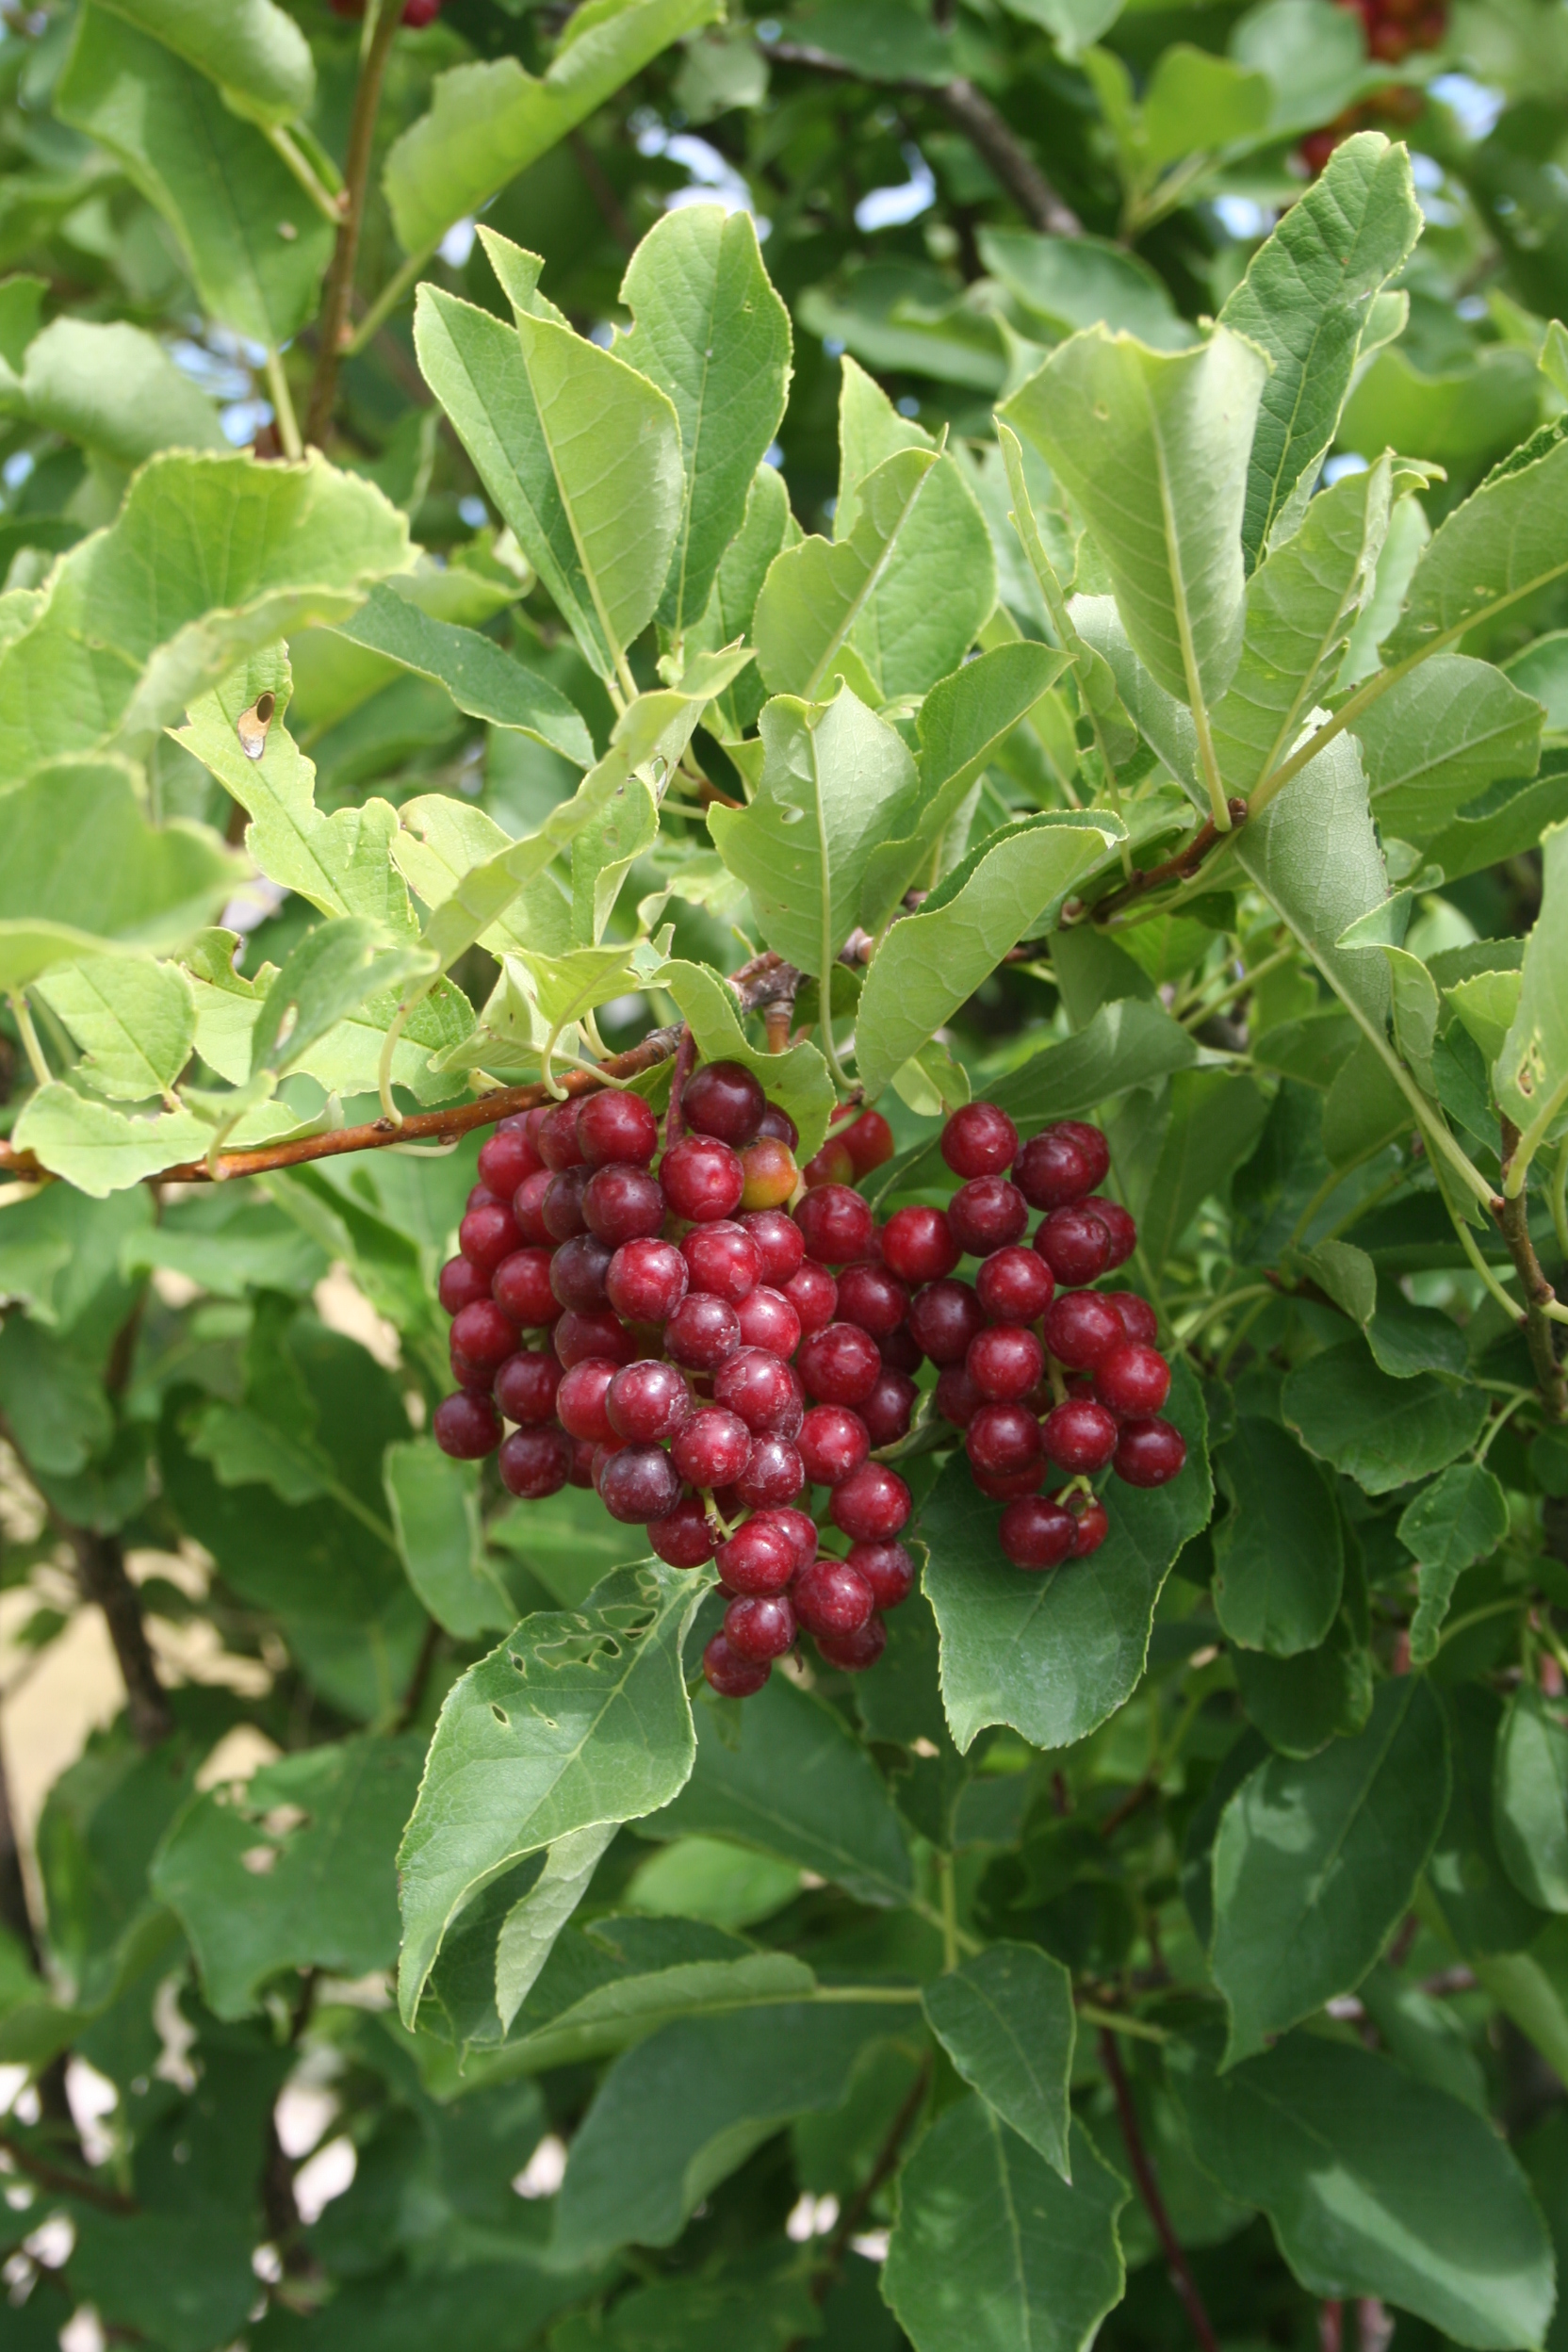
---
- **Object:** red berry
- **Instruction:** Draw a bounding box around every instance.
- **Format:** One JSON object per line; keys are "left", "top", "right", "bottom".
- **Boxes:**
{"left": 794, "top": 1183, "right": 874, "bottom": 1265}
{"left": 839, "top": 1108, "right": 895, "bottom": 1175}
{"left": 541, "top": 1168, "right": 591, "bottom": 1242}
{"left": 498, "top": 1424, "right": 570, "bottom": 1496}
{"left": 860, "top": 1367, "right": 917, "bottom": 1447}
{"left": 906, "top": 1279, "right": 986, "bottom": 1365}
{"left": 433, "top": 1390, "right": 501, "bottom": 1459}
{"left": 935, "top": 1363, "right": 985, "bottom": 1428}
{"left": 941, "top": 1101, "right": 1019, "bottom": 1179}
{"left": 847, "top": 1538, "right": 914, "bottom": 1609}
{"left": 512, "top": 1168, "right": 553, "bottom": 1246}
{"left": 1095, "top": 1343, "right": 1170, "bottom": 1418}
{"left": 606, "top": 1237, "right": 688, "bottom": 1324}
{"left": 803, "top": 1138, "right": 856, "bottom": 1189}
{"left": 577, "top": 1088, "right": 659, "bottom": 1168}
{"left": 649, "top": 1495, "right": 717, "bottom": 1567}
{"left": 814, "top": 1613, "right": 887, "bottom": 1673}
{"left": 558, "top": 1358, "right": 618, "bottom": 1443}
{"left": 607, "top": 1360, "right": 690, "bottom": 1444}
{"left": 401, "top": 0, "right": 441, "bottom": 25}
{"left": 549, "top": 1235, "right": 612, "bottom": 1315}
{"left": 835, "top": 1262, "right": 909, "bottom": 1339}
{"left": 683, "top": 1222, "right": 761, "bottom": 1303}
{"left": 880, "top": 1322, "right": 923, "bottom": 1375}
{"left": 439, "top": 1254, "right": 492, "bottom": 1316}
{"left": 797, "top": 1321, "right": 882, "bottom": 1406}
{"left": 736, "top": 1286, "right": 801, "bottom": 1358}
{"left": 1059, "top": 1121, "right": 1110, "bottom": 1189}
{"left": 537, "top": 1099, "right": 588, "bottom": 1172}
{"left": 949, "top": 1176, "right": 1029, "bottom": 1258}
{"left": 478, "top": 1117, "right": 542, "bottom": 1198}
{"left": 740, "top": 1136, "right": 798, "bottom": 1210}
{"left": 735, "top": 1437, "right": 806, "bottom": 1509}
{"left": 1114, "top": 1418, "right": 1186, "bottom": 1487}
{"left": 554, "top": 1310, "right": 636, "bottom": 1368}
{"left": 972, "top": 1461, "right": 1045, "bottom": 1501}
{"left": 798, "top": 1403, "right": 870, "bottom": 1486}
{"left": 449, "top": 1342, "right": 492, "bottom": 1392}
{"left": 967, "top": 1402, "right": 1042, "bottom": 1477}
{"left": 1105, "top": 1291, "right": 1158, "bottom": 1346}
{"left": 829, "top": 1461, "right": 911, "bottom": 1542}
{"left": 684, "top": 1060, "right": 766, "bottom": 1146}
{"left": 494, "top": 1348, "right": 561, "bottom": 1426}
{"left": 999, "top": 1494, "right": 1076, "bottom": 1571}
{"left": 665, "top": 1292, "right": 743, "bottom": 1370}
{"left": 583, "top": 1165, "right": 665, "bottom": 1247}
{"left": 662, "top": 1134, "right": 745, "bottom": 1222}
{"left": 715, "top": 1348, "right": 802, "bottom": 1436}
{"left": 450, "top": 1298, "right": 520, "bottom": 1375}
{"left": 881, "top": 1204, "right": 958, "bottom": 1285}
{"left": 725, "top": 1592, "right": 796, "bottom": 1662}
{"left": 492, "top": 1247, "right": 559, "bottom": 1328}
{"left": 1071, "top": 1496, "right": 1110, "bottom": 1555}
{"left": 672, "top": 1407, "right": 753, "bottom": 1489}
{"left": 967, "top": 1324, "right": 1045, "bottom": 1402}
{"left": 1043, "top": 1291, "right": 1125, "bottom": 1371}
{"left": 975, "top": 1245, "right": 1054, "bottom": 1325}
{"left": 717, "top": 1517, "right": 797, "bottom": 1595}
{"left": 741, "top": 1208, "right": 805, "bottom": 1284}
{"left": 767, "top": 1507, "right": 820, "bottom": 1569}
{"left": 1037, "top": 1205, "right": 1114, "bottom": 1287}
{"left": 759, "top": 1102, "right": 799, "bottom": 1148}
{"left": 566, "top": 1436, "right": 596, "bottom": 1488}
{"left": 792, "top": 1555, "right": 874, "bottom": 1636}
{"left": 1086, "top": 1199, "right": 1137, "bottom": 1270}
{"left": 597, "top": 1443, "right": 682, "bottom": 1523}
{"left": 1299, "top": 128, "right": 1340, "bottom": 174}
{"left": 459, "top": 1199, "right": 523, "bottom": 1275}
{"left": 703, "top": 1631, "right": 770, "bottom": 1697}
{"left": 1042, "top": 1397, "right": 1119, "bottom": 1473}
{"left": 783, "top": 1261, "right": 837, "bottom": 1334}
{"left": 1013, "top": 1128, "right": 1093, "bottom": 1211}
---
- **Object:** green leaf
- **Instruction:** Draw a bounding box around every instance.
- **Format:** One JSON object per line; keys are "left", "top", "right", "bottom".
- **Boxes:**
{"left": 618, "top": 206, "right": 792, "bottom": 637}
{"left": 882, "top": 2104, "right": 1127, "bottom": 2352}
{"left": 1140, "top": 45, "right": 1271, "bottom": 168}
{"left": 396, "top": 1560, "right": 710, "bottom": 2023}
{"left": 1210, "top": 1677, "right": 1449, "bottom": 2061}
{"left": 656, "top": 956, "right": 836, "bottom": 1165}
{"left": 1494, "top": 819, "right": 1568, "bottom": 1168}
{"left": 8, "top": 318, "right": 226, "bottom": 468}
{"left": 1446, "top": 965, "right": 1523, "bottom": 1069}
{"left": 10, "top": 1087, "right": 219, "bottom": 1197}
{"left": 384, "top": 0, "right": 723, "bottom": 257}
{"left": 95, "top": 0, "right": 313, "bottom": 123}
{"left": 1169, "top": 2028, "right": 1554, "bottom": 2347}
{"left": 708, "top": 682, "right": 919, "bottom": 975}
{"left": 684, "top": 459, "right": 796, "bottom": 736}
{"left": 150, "top": 1736, "right": 424, "bottom": 2019}
{"left": 1282, "top": 1337, "right": 1489, "bottom": 1494}
{"left": 1002, "top": 325, "right": 1266, "bottom": 714}
{"left": 979, "top": 226, "right": 1187, "bottom": 349}
{"left": 923, "top": 1356, "right": 1212, "bottom": 1753}
{"left": 249, "top": 917, "right": 433, "bottom": 1078}
{"left": 0, "top": 1316, "right": 113, "bottom": 1475}
{"left": 1132, "top": 1069, "right": 1269, "bottom": 1275}
{"left": 753, "top": 443, "right": 936, "bottom": 702}
{"left": 1238, "top": 732, "right": 1393, "bottom": 1034}
{"left": 1213, "top": 1418, "right": 1344, "bottom": 1657}
{"left": 1233, "top": 1548, "right": 1374, "bottom": 1758}
{"left": 1217, "top": 132, "right": 1420, "bottom": 564}
{"left": 921, "top": 1942, "right": 1075, "bottom": 2178}
{"left": 1355, "top": 655, "right": 1544, "bottom": 844}
{"left": 393, "top": 796, "right": 571, "bottom": 964}
{"left": 333, "top": 583, "right": 593, "bottom": 765}
{"left": 555, "top": 1998, "right": 917, "bottom": 2260}
{"left": 855, "top": 816, "right": 1119, "bottom": 1100}
{"left": 32, "top": 953, "right": 195, "bottom": 1102}
{"left": 1495, "top": 1687, "right": 1568, "bottom": 1915}
{"left": 1384, "top": 420, "right": 1568, "bottom": 667}
{"left": 651, "top": 1674, "right": 914, "bottom": 1906}
{"left": 1230, "top": 0, "right": 1380, "bottom": 136}
{"left": 384, "top": 1438, "right": 515, "bottom": 1642}
{"left": 1399, "top": 1463, "right": 1511, "bottom": 1667}
{"left": 1429, "top": 1686, "right": 1547, "bottom": 1957}
{"left": 416, "top": 259, "right": 682, "bottom": 687}
{"left": 57, "top": 8, "right": 334, "bottom": 346}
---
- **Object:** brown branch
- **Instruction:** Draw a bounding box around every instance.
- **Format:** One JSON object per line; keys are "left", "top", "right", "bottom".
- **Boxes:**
{"left": 1497, "top": 1119, "right": 1566, "bottom": 1422}
{"left": 68, "top": 1530, "right": 174, "bottom": 1752}
{"left": 1086, "top": 801, "right": 1249, "bottom": 927}
{"left": 1099, "top": 2028, "right": 1218, "bottom": 2352}
{"left": 664, "top": 1025, "right": 696, "bottom": 1153}
{"left": 304, "top": 0, "right": 400, "bottom": 447}
{"left": 0, "top": 2126, "right": 138, "bottom": 2214}
{"left": 1099, "top": 1777, "right": 1158, "bottom": 1839}
{"left": 783, "top": 2054, "right": 932, "bottom": 2349}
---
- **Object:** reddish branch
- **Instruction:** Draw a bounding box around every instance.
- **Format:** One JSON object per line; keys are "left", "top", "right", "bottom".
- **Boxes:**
{"left": 1099, "top": 2028, "right": 1219, "bottom": 2352}
{"left": 1496, "top": 1118, "right": 1567, "bottom": 1422}
{"left": 69, "top": 1529, "right": 174, "bottom": 1751}
{"left": 1087, "top": 802, "right": 1250, "bottom": 927}
{"left": 304, "top": 0, "right": 400, "bottom": 446}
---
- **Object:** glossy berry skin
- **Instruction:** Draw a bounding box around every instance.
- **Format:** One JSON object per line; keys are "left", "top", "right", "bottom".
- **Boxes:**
{"left": 478, "top": 1118, "right": 542, "bottom": 1199}
{"left": 1071, "top": 1497, "right": 1110, "bottom": 1555}
{"left": 672, "top": 1408, "right": 753, "bottom": 1491}
{"left": 1106, "top": 1291, "right": 1158, "bottom": 1346}
{"left": 467, "top": 1182, "right": 498, "bottom": 1211}
{"left": 736, "top": 1286, "right": 801, "bottom": 1358}
{"left": 1114, "top": 1417, "right": 1186, "bottom": 1487}
{"left": 941, "top": 1101, "right": 1019, "bottom": 1179}
{"left": 798, "top": 1403, "right": 870, "bottom": 1487}
{"left": 493, "top": 1247, "right": 560, "bottom": 1329}
{"left": 1037, "top": 1204, "right": 1114, "bottom": 1287}
{"left": 607, "top": 1360, "right": 690, "bottom": 1444}
{"left": 758, "top": 1102, "right": 799, "bottom": 1148}
{"left": 881, "top": 1204, "right": 958, "bottom": 1286}
{"left": 860, "top": 1367, "right": 917, "bottom": 1447}
{"left": 794, "top": 1183, "right": 874, "bottom": 1266}
{"left": 783, "top": 1261, "right": 837, "bottom": 1335}
{"left": 648, "top": 1495, "right": 717, "bottom": 1567}
{"left": 401, "top": 0, "right": 442, "bottom": 26}
{"left": 848, "top": 1539, "right": 914, "bottom": 1610}
{"left": 740, "top": 1137, "right": 798, "bottom": 1210}
{"left": 583, "top": 1165, "right": 665, "bottom": 1247}
{"left": 835, "top": 1262, "right": 909, "bottom": 1339}
{"left": 449, "top": 1342, "right": 492, "bottom": 1393}
{"left": 1086, "top": 1199, "right": 1137, "bottom": 1270}
{"left": 665, "top": 1292, "right": 743, "bottom": 1371}
{"left": 577, "top": 1088, "right": 658, "bottom": 1168}
{"left": 1043, "top": 1290, "right": 1125, "bottom": 1371}
{"left": 554, "top": 1310, "right": 636, "bottom": 1369}
{"left": 458, "top": 1199, "right": 523, "bottom": 1275}
{"left": 829, "top": 1462, "right": 911, "bottom": 1542}
{"left": 724, "top": 1592, "right": 796, "bottom": 1662}
{"left": 967, "top": 1401, "right": 1042, "bottom": 1477}
{"left": 880, "top": 1322, "right": 923, "bottom": 1376}
{"left": 999, "top": 1495, "right": 1076, "bottom": 1571}
{"left": 606, "top": 1238, "right": 688, "bottom": 1324}
{"left": 736, "top": 1437, "right": 806, "bottom": 1509}
{"left": 683, "top": 1059, "right": 766, "bottom": 1146}
{"left": 838, "top": 1107, "right": 895, "bottom": 1175}
{"left": 972, "top": 1460, "right": 1045, "bottom": 1501}
{"left": 797, "top": 1321, "right": 882, "bottom": 1407}
{"left": 494, "top": 1348, "right": 561, "bottom": 1426}
{"left": 702, "top": 1632, "right": 770, "bottom": 1697}
{"left": 803, "top": 1138, "right": 856, "bottom": 1189}
{"left": 566, "top": 1436, "right": 596, "bottom": 1488}
{"left": 907, "top": 1279, "right": 986, "bottom": 1366}
{"left": 715, "top": 1348, "right": 802, "bottom": 1437}
{"left": 498, "top": 1424, "right": 570, "bottom": 1497}
{"left": 770, "top": 1507, "right": 821, "bottom": 1570}
{"left": 815, "top": 1614, "right": 887, "bottom": 1673}
{"left": 716, "top": 1517, "right": 797, "bottom": 1596}
{"left": 512, "top": 1169, "right": 553, "bottom": 1247}
{"left": 434, "top": 1391, "right": 501, "bottom": 1459}
{"left": 1054, "top": 1120, "right": 1110, "bottom": 1191}
{"left": 662, "top": 1134, "right": 745, "bottom": 1223}
{"left": 741, "top": 1208, "right": 805, "bottom": 1285}
{"left": 682, "top": 1222, "right": 761, "bottom": 1303}
{"left": 439, "top": 1254, "right": 492, "bottom": 1316}
{"left": 557, "top": 1358, "right": 618, "bottom": 1443}
{"left": 597, "top": 1443, "right": 682, "bottom": 1524}
{"left": 549, "top": 1235, "right": 612, "bottom": 1315}
{"left": 536, "top": 1098, "right": 588, "bottom": 1172}
{"left": 449, "top": 1298, "right": 521, "bottom": 1376}
{"left": 967, "top": 1324, "right": 1045, "bottom": 1403}
{"left": 541, "top": 1168, "right": 590, "bottom": 1243}
{"left": 1013, "top": 1128, "right": 1093, "bottom": 1211}
{"left": 1042, "top": 1397, "right": 1119, "bottom": 1473}
{"left": 1096, "top": 1342, "right": 1170, "bottom": 1418}
{"left": 792, "top": 1555, "right": 874, "bottom": 1637}
{"left": 949, "top": 1175, "right": 1029, "bottom": 1258}
{"left": 935, "top": 1363, "right": 985, "bottom": 1429}
{"left": 976, "top": 1244, "right": 1054, "bottom": 1325}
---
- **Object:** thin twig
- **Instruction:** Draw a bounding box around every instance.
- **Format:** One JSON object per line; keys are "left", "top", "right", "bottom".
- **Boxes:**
{"left": 664, "top": 1025, "right": 696, "bottom": 1153}
{"left": 394, "top": 1618, "right": 442, "bottom": 1733}
{"left": 67, "top": 1529, "right": 174, "bottom": 1751}
{"left": 1099, "top": 2028, "right": 1219, "bottom": 2352}
{"left": 305, "top": 0, "right": 404, "bottom": 446}
{"left": 0, "top": 2127, "right": 138, "bottom": 2214}
{"left": 782, "top": 2055, "right": 932, "bottom": 2349}
{"left": 1497, "top": 1117, "right": 1567, "bottom": 1421}
{"left": 1086, "top": 802, "right": 1249, "bottom": 927}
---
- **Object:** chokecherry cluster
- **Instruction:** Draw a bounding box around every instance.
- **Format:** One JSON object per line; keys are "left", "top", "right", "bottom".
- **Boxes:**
{"left": 432, "top": 1062, "right": 1184, "bottom": 1701}
{"left": 1298, "top": 0, "right": 1442, "bottom": 172}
